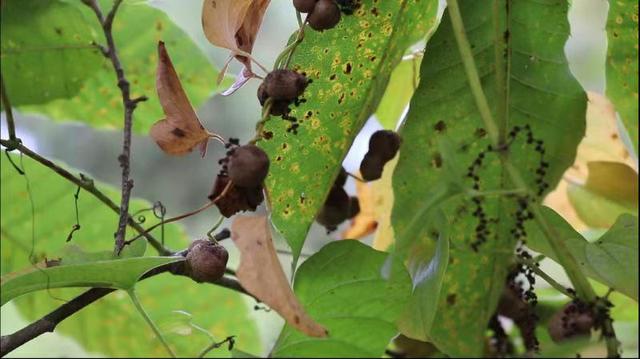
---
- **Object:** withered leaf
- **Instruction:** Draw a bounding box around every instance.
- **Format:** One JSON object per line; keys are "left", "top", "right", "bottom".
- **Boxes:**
{"left": 202, "top": 0, "right": 271, "bottom": 94}
{"left": 231, "top": 216, "right": 328, "bottom": 338}
{"left": 150, "top": 41, "right": 211, "bottom": 156}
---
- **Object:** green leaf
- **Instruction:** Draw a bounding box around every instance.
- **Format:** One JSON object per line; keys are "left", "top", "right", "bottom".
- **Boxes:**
{"left": 271, "top": 241, "right": 411, "bottom": 357}
{"left": 375, "top": 56, "right": 421, "bottom": 129}
{"left": 1, "top": 256, "right": 182, "bottom": 306}
{"left": 606, "top": 0, "right": 639, "bottom": 153}
{"left": 22, "top": 0, "right": 224, "bottom": 134}
{"left": 527, "top": 207, "right": 638, "bottom": 301}
{"left": 397, "top": 210, "right": 450, "bottom": 341}
{"left": 0, "top": 153, "right": 260, "bottom": 357}
{"left": 0, "top": 0, "right": 103, "bottom": 106}
{"left": 391, "top": 1, "right": 587, "bottom": 356}
{"left": 567, "top": 161, "right": 638, "bottom": 228}
{"left": 257, "top": 0, "right": 440, "bottom": 263}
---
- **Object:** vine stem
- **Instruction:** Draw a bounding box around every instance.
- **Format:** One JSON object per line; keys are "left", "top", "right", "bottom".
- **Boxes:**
{"left": 516, "top": 256, "right": 575, "bottom": 299}
{"left": 128, "top": 289, "right": 176, "bottom": 358}
{"left": 0, "top": 75, "right": 17, "bottom": 143}
{"left": 82, "top": 0, "right": 148, "bottom": 255}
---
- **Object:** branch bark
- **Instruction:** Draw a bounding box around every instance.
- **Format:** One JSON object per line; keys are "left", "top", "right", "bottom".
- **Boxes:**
{"left": 82, "top": 0, "right": 148, "bottom": 254}
{"left": 0, "top": 260, "right": 255, "bottom": 357}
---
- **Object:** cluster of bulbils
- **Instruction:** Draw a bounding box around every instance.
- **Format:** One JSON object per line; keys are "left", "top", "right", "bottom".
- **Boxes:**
{"left": 294, "top": 0, "right": 358, "bottom": 31}
{"left": 258, "top": 70, "right": 310, "bottom": 134}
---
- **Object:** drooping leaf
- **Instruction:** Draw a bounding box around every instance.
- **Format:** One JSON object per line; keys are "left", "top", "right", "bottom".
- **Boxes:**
{"left": 21, "top": 0, "right": 225, "bottom": 133}
{"left": 0, "top": 153, "right": 260, "bottom": 357}
{"left": 1, "top": 256, "right": 182, "bottom": 306}
{"left": 201, "top": 0, "right": 271, "bottom": 94}
{"left": 257, "top": 0, "right": 440, "bottom": 263}
{"left": 567, "top": 161, "right": 638, "bottom": 228}
{"left": 526, "top": 207, "right": 638, "bottom": 301}
{"left": 271, "top": 240, "right": 412, "bottom": 357}
{"left": 391, "top": 1, "right": 587, "bottom": 356}
{"left": 606, "top": 0, "right": 639, "bottom": 153}
{"left": 230, "top": 215, "right": 327, "bottom": 337}
{"left": 150, "top": 41, "right": 213, "bottom": 156}
{"left": 0, "top": 0, "right": 103, "bottom": 106}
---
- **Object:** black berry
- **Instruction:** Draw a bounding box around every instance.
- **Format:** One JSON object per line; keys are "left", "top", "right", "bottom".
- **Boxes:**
{"left": 369, "top": 130, "right": 402, "bottom": 160}
{"left": 264, "top": 69, "right": 309, "bottom": 101}
{"left": 308, "top": 0, "right": 341, "bottom": 31}
{"left": 360, "top": 154, "right": 384, "bottom": 181}
{"left": 293, "top": 0, "right": 317, "bottom": 13}
{"left": 227, "top": 145, "right": 270, "bottom": 188}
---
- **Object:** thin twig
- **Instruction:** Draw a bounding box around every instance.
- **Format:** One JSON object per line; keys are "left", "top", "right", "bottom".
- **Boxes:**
{"left": 198, "top": 336, "right": 235, "bottom": 358}
{"left": 0, "top": 260, "right": 254, "bottom": 357}
{"left": 0, "top": 74, "right": 18, "bottom": 145}
{"left": 82, "top": 0, "right": 148, "bottom": 255}
{"left": 0, "top": 140, "right": 171, "bottom": 256}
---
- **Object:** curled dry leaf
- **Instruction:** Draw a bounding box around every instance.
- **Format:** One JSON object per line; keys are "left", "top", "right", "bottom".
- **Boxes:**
{"left": 150, "top": 41, "right": 213, "bottom": 156}
{"left": 231, "top": 215, "right": 328, "bottom": 338}
{"left": 201, "top": 0, "right": 271, "bottom": 95}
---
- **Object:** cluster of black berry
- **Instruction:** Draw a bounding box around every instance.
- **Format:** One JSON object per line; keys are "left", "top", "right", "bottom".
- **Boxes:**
{"left": 209, "top": 140, "right": 270, "bottom": 217}
{"left": 294, "top": 0, "right": 357, "bottom": 31}
{"left": 316, "top": 167, "right": 360, "bottom": 232}
{"left": 258, "top": 69, "right": 310, "bottom": 134}
{"left": 359, "top": 130, "right": 401, "bottom": 181}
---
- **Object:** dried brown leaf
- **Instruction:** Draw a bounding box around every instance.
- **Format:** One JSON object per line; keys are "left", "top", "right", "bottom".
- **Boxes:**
{"left": 150, "top": 41, "right": 211, "bottom": 156}
{"left": 231, "top": 216, "right": 328, "bottom": 338}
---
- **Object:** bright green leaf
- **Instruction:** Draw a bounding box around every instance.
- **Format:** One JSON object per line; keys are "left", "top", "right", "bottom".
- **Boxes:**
{"left": 392, "top": 1, "right": 587, "bottom": 356}
{"left": 1, "top": 256, "right": 182, "bottom": 306}
{"left": 0, "top": 0, "right": 103, "bottom": 106}
{"left": 271, "top": 241, "right": 411, "bottom": 357}
{"left": 375, "top": 56, "right": 421, "bottom": 129}
{"left": 258, "top": 0, "right": 440, "bottom": 263}
{"left": 527, "top": 207, "right": 638, "bottom": 301}
{"left": 22, "top": 0, "right": 225, "bottom": 133}
{"left": 606, "top": 0, "right": 639, "bottom": 153}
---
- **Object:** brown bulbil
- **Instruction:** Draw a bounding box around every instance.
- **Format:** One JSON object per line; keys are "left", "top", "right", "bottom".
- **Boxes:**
{"left": 186, "top": 240, "right": 229, "bottom": 282}
{"left": 548, "top": 301, "right": 595, "bottom": 343}
{"left": 264, "top": 70, "right": 309, "bottom": 101}
{"left": 308, "top": 0, "right": 341, "bottom": 31}
{"left": 228, "top": 145, "right": 270, "bottom": 188}
{"left": 209, "top": 174, "right": 264, "bottom": 217}
{"left": 316, "top": 185, "right": 350, "bottom": 232}
{"left": 293, "top": 0, "right": 317, "bottom": 13}
{"left": 369, "top": 130, "right": 402, "bottom": 161}
{"left": 359, "top": 154, "right": 384, "bottom": 181}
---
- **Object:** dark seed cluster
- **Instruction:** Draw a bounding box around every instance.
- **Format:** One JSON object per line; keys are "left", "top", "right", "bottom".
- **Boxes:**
{"left": 294, "top": 0, "right": 356, "bottom": 31}
{"left": 359, "top": 130, "right": 401, "bottom": 181}
{"left": 548, "top": 299, "right": 596, "bottom": 343}
{"left": 316, "top": 167, "right": 360, "bottom": 233}
{"left": 258, "top": 69, "right": 310, "bottom": 134}
{"left": 185, "top": 239, "right": 229, "bottom": 283}
{"left": 467, "top": 124, "right": 548, "bottom": 251}
{"left": 209, "top": 140, "right": 269, "bottom": 217}
{"left": 507, "top": 253, "right": 540, "bottom": 352}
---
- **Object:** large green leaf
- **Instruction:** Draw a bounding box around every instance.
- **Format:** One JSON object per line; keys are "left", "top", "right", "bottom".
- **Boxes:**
{"left": 606, "top": 0, "right": 639, "bottom": 153}
{"left": 21, "top": 0, "right": 223, "bottom": 133}
{"left": 1, "top": 256, "right": 182, "bottom": 306}
{"left": 391, "top": 0, "right": 586, "bottom": 356}
{"left": 527, "top": 208, "right": 638, "bottom": 301}
{"left": 258, "top": 1, "right": 440, "bottom": 262}
{"left": 375, "top": 56, "right": 421, "bottom": 129}
{"left": 0, "top": 0, "right": 103, "bottom": 106}
{"left": 0, "top": 153, "right": 260, "bottom": 357}
{"left": 270, "top": 240, "right": 411, "bottom": 357}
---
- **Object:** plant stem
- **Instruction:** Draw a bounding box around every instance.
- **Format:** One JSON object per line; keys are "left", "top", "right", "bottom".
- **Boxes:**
{"left": 0, "top": 139, "right": 171, "bottom": 256}
{"left": 0, "top": 75, "right": 17, "bottom": 144}
{"left": 516, "top": 256, "right": 575, "bottom": 299}
{"left": 492, "top": 0, "right": 509, "bottom": 144}
{"left": 128, "top": 289, "right": 176, "bottom": 358}
{"left": 83, "top": 0, "right": 148, "bottom": 255}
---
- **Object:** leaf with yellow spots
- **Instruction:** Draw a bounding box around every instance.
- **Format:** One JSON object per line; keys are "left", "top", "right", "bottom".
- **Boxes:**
{"left": 258, "top": 0, "right": 440, "bottom": 264}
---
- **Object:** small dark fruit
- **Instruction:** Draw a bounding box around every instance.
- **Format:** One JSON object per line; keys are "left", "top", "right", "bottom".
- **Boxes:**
{"left": 316, "top": 186, "right": 350, "bottom": 232}
{"left": 293, "top": 0, "right": 317, "bottom": 13}
{"left": 227, "top": 145, "right": 270, "bottom": 188}
{"left": 369, "top": 130, "right": 401, "bottom": 161}
{"left": 548, "top": 301, "right": 595, "bottom": 343}
{"left": 264, "top": 69, "right": 309, "bottom": 101}
{"left": 347, "top": 196, "right": 360, "bottom": 218}
{"left": 308, "top": 0, "right": 341, "bottom": 31}
{"left": 186, "top": 240, "right": 229, "bottom": 282}
{"left": 359, "top": 154, "right": 384, "bottom": 181}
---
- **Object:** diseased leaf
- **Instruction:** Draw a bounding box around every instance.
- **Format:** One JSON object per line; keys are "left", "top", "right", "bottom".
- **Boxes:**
{"left": 392, "top": 1, "right": 587, "bottom": 356}
{"left": 0, "top": 0, "right": 103, "bottom": 106}
{"left": 526, "top": 207, "right": 638, "bottom": 301}
{"left": 271, "top": 240, "right": 412, "bottom": 357}
{"left": 606, "top": 0, "right": 639, "bottom": 153}
{"left": 230, "top": 215, "right": 327, "bottom": 338}
{"left": 150, "top": 41, "right": 213, "bottom": 156}
{"left": 1, "top": 256, "right": 182, "bottom": 306}
{"left": 201, "top": 0, "right": 271, "bottom": 94}
{"left": 258, "top": 0, "right": 440, "bottom": 263}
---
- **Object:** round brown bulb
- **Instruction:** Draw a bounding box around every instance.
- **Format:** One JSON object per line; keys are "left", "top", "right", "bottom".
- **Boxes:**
{"left": 264, "top": 69, "right": 309, "bottom": 101}
{"left": 369, "top": 130, "right": 401, "bottom": 161}
{"left": 186, "top": 240, "right": 228, "bottom": 283}
{"left": 227, "top": 145, "right": 270, "bottom": 188}
{"left": 360, "top": 154, "right": 384, "bottom": 181}
{"left": 293, "top": 0, "right": 317, "bottom": 13}
{"left": 547, "top": 301, "right": 594, "bottom": 343}
{"left": 308, "top": 0, "right": 341, "bottom": 31}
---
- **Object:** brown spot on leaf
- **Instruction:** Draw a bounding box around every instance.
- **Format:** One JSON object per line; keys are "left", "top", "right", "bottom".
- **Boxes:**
{"left": 171, "top": 127, "right": 186, "bottom": 138}
{"left": 434, "top": 120, "right": 446, "bottom": 133}
{"left": 447, "top": 294, "right": 457, "bottom": 305}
